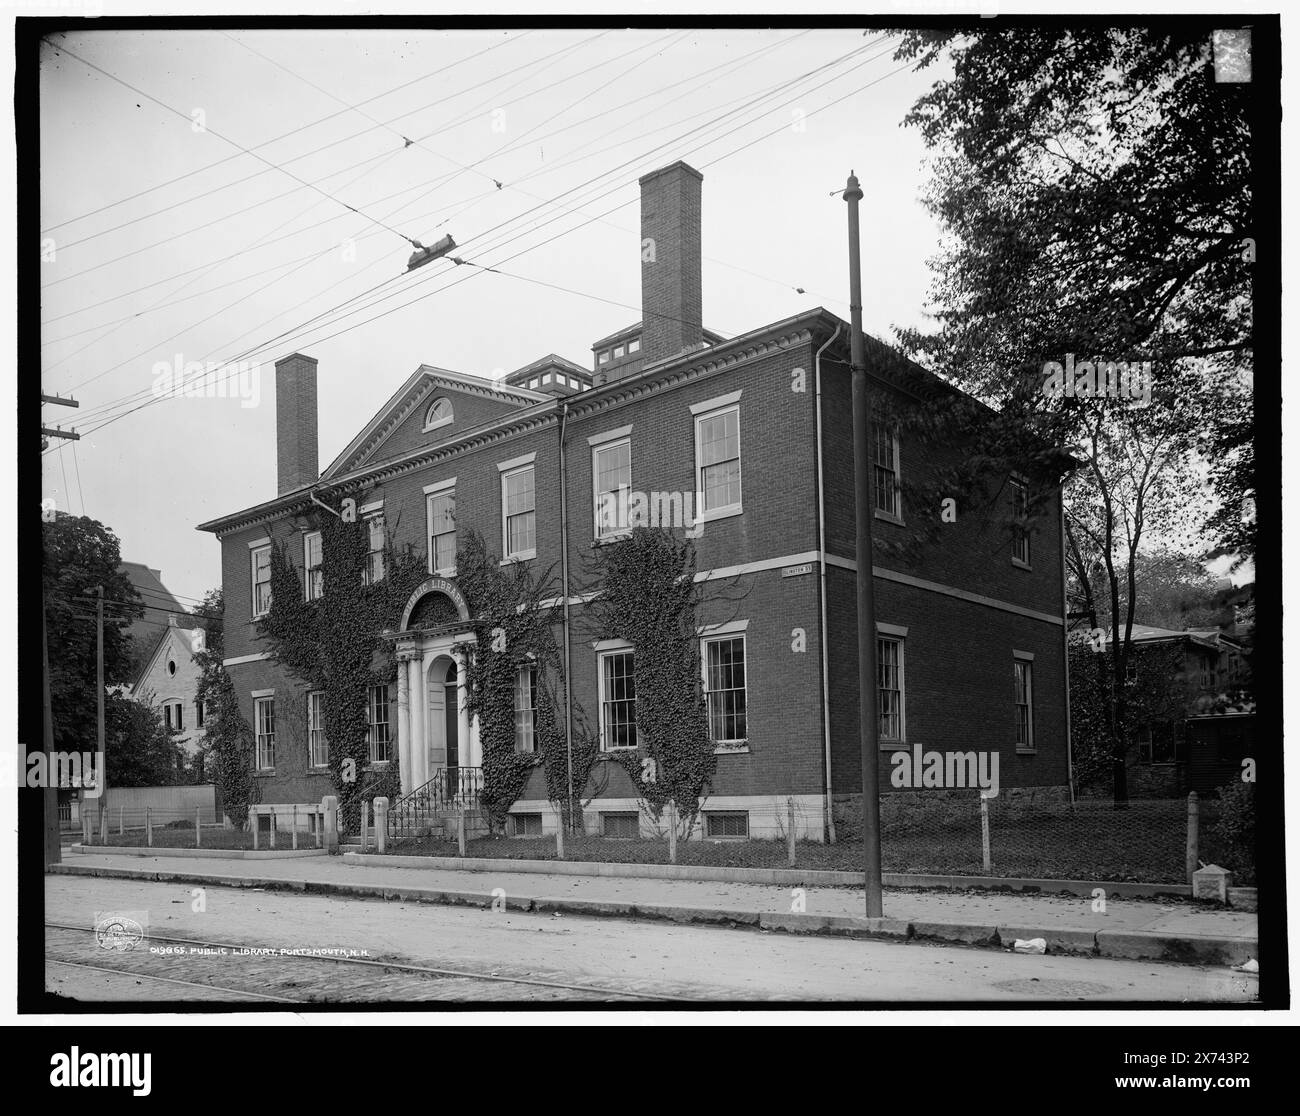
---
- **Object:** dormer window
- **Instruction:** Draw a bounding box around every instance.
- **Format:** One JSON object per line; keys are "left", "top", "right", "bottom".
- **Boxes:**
{"left": 613, "top": 345, "right": 625, "bottom": 359}
{"left": 423, "top": 397, "right": 454, "bottom": 432}
{"left": 628, "top": 338, "right": 641, "bottom": 354}
{"left": 598, "top": 351, "right": 610, "bottom": 365}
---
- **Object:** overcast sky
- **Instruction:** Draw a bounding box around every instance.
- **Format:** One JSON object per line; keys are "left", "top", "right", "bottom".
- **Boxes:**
{"left": 39, "top": 27, "right": 951, "bottom": 606}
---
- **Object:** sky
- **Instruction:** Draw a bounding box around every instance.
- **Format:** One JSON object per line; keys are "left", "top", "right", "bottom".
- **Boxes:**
{"left": 39, "top": 27, "right": 952, "bottom": 606}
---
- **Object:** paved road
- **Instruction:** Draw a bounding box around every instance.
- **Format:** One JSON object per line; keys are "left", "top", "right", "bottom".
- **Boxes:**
{"left": 46, "top": 875, "right": 1257, "bottom": 1003}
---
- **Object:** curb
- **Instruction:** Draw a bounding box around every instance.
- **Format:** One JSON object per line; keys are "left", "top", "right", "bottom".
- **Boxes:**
{"left": 48, "top": 863, "right": 1255, "bottom": 964}
{"left": 342, "top": 852, "right": 1241, "bottom": 903}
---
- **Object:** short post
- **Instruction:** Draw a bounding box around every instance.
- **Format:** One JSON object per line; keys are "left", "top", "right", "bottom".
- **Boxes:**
{"left": 787, "top": 799, "right": 797, "bottom": 867}
{"left": 323, "top": 795, "right": 339, "bottom": 854}
{"left": 146, "top": 806, "right": 153, "bottom": 848}
{"left": 374, "top": 797, "right": 389, "bottom": 854}
{"left": 1186, "top": 791, "right": 1200, "bottom": 884}
{"left": 252, "top": 809, "right": 260, "bottom": 851}
{"left": 667, "top": 801, "right": 678, "bottom": 864}
{"left": 100, "top": 804, "right": 108, "bottom": 842}
{"left": 195, "top": 805, "right": 202, "bottom": 849}
{"left": 118, "top": 804, "right": 124, "bottom": 835}
{"left": 268, "top": 809, "right": 277, "bottom": 850}
{"left": 457, "top": 806, "right": 467, "bottom": 856}
{"left": 980, "top": 794, "right": 991, "bottom": 873}
{"left": 82, "top": 810, "right": 91, "bottom": 845}
{"left": 555, "top": 806, "right": 565, "bottom": 859}
{"left": 292, "top": 805, "right": 299, "bottom": 850}
{"left": 316, "top": 806, "right": 323, "bottom": 849}
{"left": 360, "top": 799, "right": 371, "bottom": 853}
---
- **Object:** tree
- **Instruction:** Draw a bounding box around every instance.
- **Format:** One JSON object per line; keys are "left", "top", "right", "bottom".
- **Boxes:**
{"left": 103, "top": 691, "right": 186, "bottom": 787}
{"left": 42, "top": 513, "right": 144, "bottom": 753}
{"left": 893, "top": 27, "right": 1254, "bottom": 799}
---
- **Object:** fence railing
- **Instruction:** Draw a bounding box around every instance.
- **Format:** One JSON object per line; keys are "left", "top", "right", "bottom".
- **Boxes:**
{"left": 388, "top": 766, "right": 482, "bottom": 840}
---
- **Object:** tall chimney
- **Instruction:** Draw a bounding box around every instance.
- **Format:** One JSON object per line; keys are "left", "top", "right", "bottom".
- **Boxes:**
{"left": 639, "top": 161, "right": 703, "bottom": 366}
{"left": 275, "top": 352, "right": 318, "bottom": 494}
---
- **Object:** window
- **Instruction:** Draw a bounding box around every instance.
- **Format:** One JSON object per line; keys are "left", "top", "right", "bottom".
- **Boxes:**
{"left": 598, "top": 350, "right": 611, "bottom": 365}
{"left": 703, "top": 635, "right": 747, "bottom": 746}
{"left": 1011, "top": 479, "right": 1031, "bottom": 566}
{"left": 308, "top": 691, "right": 328, "bottom": 768}
{"left": 593, "top": 438, "right": 632, "bottom": 538}
{"left": 628, "top": 338, "right": 641, "bottom": 354}
{"left": 427, "top": 489, "right": 456, "bottom": 574}
{"left": 1014, "top": 659, "right": 1034, "bottom": 749}
{"left": 304, "top": 530, "right": 323, "bottom": 601}
{"left": 1140, "top": 724, "right": 1178, "bottom": 765}
{"left": 251, "top": 544, "right": 272, "bottom": 617}
{"left": 543, "top": 373, "right": 553, "bottom": 385}
{"left": 513, "top": 812, "right": 543, "bottom": 837}
{"left": 167, "top": 658, "right": 176, "bottom": 676}
{"left": 255, "top": 697, "right": 276, "bottom": 770}
{"left": 613, "top": 345, "right": 625, "bottom": 359}
{"left": 195, "top": 700, "right": 205, "bottom": 729}
{"left": 529, "top": 378, "right": 540, "bottom": 389}
{"left": 502, "top": 464, "right": 536, "bottom": 559}
{"left": 515, "top": 665, "right": 538, "bottom": 754}
{"left": 878, "top": 637, "right": 905, "bottom": 743}
{"left": 163, "top": 701, "right": 184, "bottom": 731}
{"left": 602, "top": 812, "right": 639, "bottom": 839}
{"left": 873, "top": 421, "right": 901, "bottom": 519}
{"left": 362, "top": 513, "right": 385, "bottom": 584}
{"left": 599, "top": 648, "right": 637, "bottom": 750}
{"left": 367, "top": 685, "right": 391, "bottom": 764}
{"left": 706, "top": 811, "right": 749, "bottom": 839}
{"left": 694, "top": 403, "right": 741, "bottom": 516}
{"left": 424, "top": 397, "right": 454, "bottom": 431}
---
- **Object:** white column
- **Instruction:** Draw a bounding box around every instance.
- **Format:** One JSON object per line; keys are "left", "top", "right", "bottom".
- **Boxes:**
{"left": 396, "top": 654, "right": 412, "bottom": 794}
{"left": 408, "top": 655, "right": 426, "bottom": 790}
{"left": 454, "top": 648, "right": 473, "bottom": 770}
{"left": 420, "top": 650, "right": 436, "bottom": 790}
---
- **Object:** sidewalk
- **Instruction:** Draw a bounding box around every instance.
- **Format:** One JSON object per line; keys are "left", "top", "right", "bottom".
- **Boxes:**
{"left": 52, "top": 848, "right": 1258, "bottom": 966}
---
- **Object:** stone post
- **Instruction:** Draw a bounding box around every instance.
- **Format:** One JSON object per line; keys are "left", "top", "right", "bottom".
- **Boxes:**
{"left": 323, "top": 795, "right": 340, "bottom": 854}
{"left": 374, "top": 797, "right": 389, "bottom": 854}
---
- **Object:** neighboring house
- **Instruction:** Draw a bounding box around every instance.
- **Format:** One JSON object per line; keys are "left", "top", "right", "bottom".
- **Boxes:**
{"left": 1084, "top": 624, "right": 1253, "bottom": 796}
{"left": 198, "top": 160, "right": 1071, "bottom": 841}
{"left": 118, "top": 561, "right": 189, "bottom": 679}
{"left": 130, "top": 616, "right": 209, "bottom": 764}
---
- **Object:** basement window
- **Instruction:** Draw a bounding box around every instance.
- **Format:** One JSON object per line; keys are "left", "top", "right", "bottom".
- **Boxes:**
{"left": 602, "top": 812, "right": 639, "bottom": 839}
{"left": 705, "top": 811, "right": 749, "bottom": 839}
{"left": 512, "top": 813, "right": 543, "bottom": 837}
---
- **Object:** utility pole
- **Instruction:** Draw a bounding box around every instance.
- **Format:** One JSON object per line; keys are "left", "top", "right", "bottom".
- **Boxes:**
{"left": 41, "top": 391, "right": 80, "bottom": 451}
{"left": 41, "top": 593, "right": 61, "bottom": 866}
{"left": 97, "top": 585, "right": 105, "bottom": 804}
{"left": 843, "top": 171, "right": 883, "bottom": 918}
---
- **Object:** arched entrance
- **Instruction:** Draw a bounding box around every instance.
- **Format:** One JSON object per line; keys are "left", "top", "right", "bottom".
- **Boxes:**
{"left": 426, "top": 655, "right": 459, "bottom": 786}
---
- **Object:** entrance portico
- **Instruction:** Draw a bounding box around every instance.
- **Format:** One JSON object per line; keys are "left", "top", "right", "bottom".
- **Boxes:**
{"left": 392, "top": 578, "right": 480, "bottom": 795}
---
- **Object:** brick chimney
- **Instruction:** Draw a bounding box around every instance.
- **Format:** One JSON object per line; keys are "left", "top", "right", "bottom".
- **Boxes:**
{"left": 639, "top": 161, "right": 703, "bottom": 367}
{"left": 275, "top": 353, "right": 318, "bottom": 494}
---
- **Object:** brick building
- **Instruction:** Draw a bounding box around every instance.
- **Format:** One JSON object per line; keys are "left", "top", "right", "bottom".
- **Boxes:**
{"left": 198, "top": 161, "right": 1070, "bottom": 841}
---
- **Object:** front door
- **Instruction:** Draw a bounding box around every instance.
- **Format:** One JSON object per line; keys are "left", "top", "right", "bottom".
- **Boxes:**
{"left": 444, "top": 661, "right": 459, "bottom": 795}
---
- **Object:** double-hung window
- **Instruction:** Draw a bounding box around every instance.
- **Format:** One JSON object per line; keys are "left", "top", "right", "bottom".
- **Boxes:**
{"left": 598, "top": 646, "right": 637, "bottom": 750}
{"left": 367, "top": 685, "right": 391, "bottom": 764}
{"left": 362, "top": 512, "right": 385, "bottom": 584}
{"left": 693, "top": 396, "right": 742, "bottom": 518}
{"left": 254, "top": 696, "right": 276, "bottom": 770}
{"left": 1014, "top": 654, "right": 1034, "bottom": 750}
{"left": 501, "top": 458, "right": 537, "bottom": 559}
{"left": 1011, "top": 479, "right": 1031, "bottom": 566}
{"left": 251, "top": 543, "right": 272, "bottom": 618}
{"left": 515, "top": 665, "right": 538, "bottom": 753}
{"left": 878, "top": 635, "right": 905, "bottom": 744}
{"left": 873, "top": 421, "right": 902, "bottom": 520}
{"left": 308, "top": 691, "right": 328, "bottom": 768}
{"left": 591, "top": 430, "right": 632, "bottom": 539}
{"left": 703, "top": 634, "right": 747, "bottom": 748}
{"left": 426, "top": 482, "right": 457, "bottom": 575}
{"left": 303, "top": 531, "right": 323, "bottom": 601}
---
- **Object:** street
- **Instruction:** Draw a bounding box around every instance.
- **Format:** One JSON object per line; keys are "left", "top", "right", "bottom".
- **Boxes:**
{"left": 46, "top": 875, "right": 1258, "bottom": 1004}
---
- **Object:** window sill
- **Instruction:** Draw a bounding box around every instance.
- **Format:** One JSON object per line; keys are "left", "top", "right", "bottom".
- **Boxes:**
{"left": 879, "top": 740, "right": 908, "bottom": 752}
{"left": 254, "top": 769, "right": 276, "bottom": 777}
{"left": 364, "top": 762, "right": 392, "bottom": 772}
{"left": 500, "top": 550, "right": 537, "bottom": 565}
{"left": 696, "top": 505, "right": 742, "bottom": 524}
{"left": 601, "top": 746, "right": 638, "bottom": 754}
{"left": 874, "top": 510, "right": 905, "bottom": 527}
{"left": 713, "top": 742, "right": 749, "bottom": 755}
{"left": 592, "top": 531, "right": 632, "bottom": 547}
{"left": 1015, "top": 748, "right": 1037, "bottom": 756}
{"left": 1011, "top": 557, "right": 1032, "bottom": 571}
{"left": 431, "top": 566, "right": 457, "bottom": 578}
